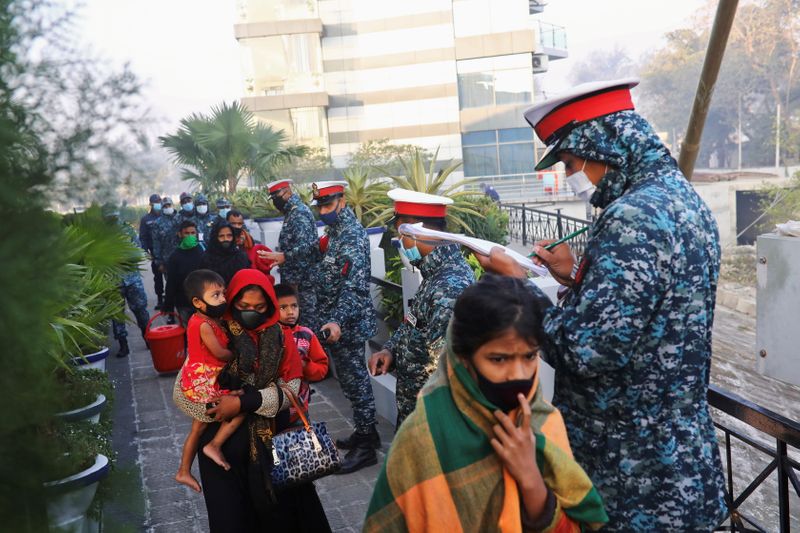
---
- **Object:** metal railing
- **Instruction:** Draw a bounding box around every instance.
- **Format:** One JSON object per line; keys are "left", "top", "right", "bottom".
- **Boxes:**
{"left": 710, "top": 385, "right": 800, "bottom": 532}
{"left": 538, "top": 20, "right": 568, "bottom": 51}
{"left": 464, "top": 171, "right": 575, "bottom": 203}
{"left": 500, "top": 203, "right": 591, "bottom": 257}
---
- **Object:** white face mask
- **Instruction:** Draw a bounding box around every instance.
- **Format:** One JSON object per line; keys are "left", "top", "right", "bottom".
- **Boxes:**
{"left": 197, "top": 205, "right": 208, "bottom": 215}
{"left": 566, "top": 160, "right": 598, "bottom": 204}
{"left": 162, "top": 207, "right": 175, "bottom": 215}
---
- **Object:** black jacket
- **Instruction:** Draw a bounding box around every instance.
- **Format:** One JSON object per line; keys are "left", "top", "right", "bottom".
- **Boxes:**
{"left": 199, "top": 222, "right": 251, "bottom": 285}
{"left": 164, "top": 246, "right": 205, "bottom": 311}
{"left": 139, "top": 211, "right": 160, "bottom": 254}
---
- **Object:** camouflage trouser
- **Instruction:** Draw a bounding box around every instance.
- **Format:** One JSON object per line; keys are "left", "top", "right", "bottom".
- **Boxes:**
{"left": 329, "top": 338, "right": 376, "bottom": 433}
{"left": 296, "top": 284, "right": 319, "bottom": 333}
{"left": 394, "top": 366, "right": 429, "bottom": 428}
{"left": 112, "top": 277, "right": 150, "bottom": 340}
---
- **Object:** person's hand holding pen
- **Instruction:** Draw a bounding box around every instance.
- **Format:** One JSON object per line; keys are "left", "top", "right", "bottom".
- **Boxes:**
{"left": 530, "top": 239, "right": 575, "bottom": 286}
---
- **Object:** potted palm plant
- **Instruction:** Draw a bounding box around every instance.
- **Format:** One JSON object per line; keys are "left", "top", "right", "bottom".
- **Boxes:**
{"left": 52, "top": 207, "right": 143, "bottom": 372}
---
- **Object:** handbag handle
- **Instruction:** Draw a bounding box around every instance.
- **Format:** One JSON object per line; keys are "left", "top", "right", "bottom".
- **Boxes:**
{"left": 278, "top": 383, "right": 312, "bottom": 432}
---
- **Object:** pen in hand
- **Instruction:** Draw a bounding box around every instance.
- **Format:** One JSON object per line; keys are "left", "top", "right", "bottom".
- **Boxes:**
{"left": 528, "top": 226, "right": 589, "bottom": 259}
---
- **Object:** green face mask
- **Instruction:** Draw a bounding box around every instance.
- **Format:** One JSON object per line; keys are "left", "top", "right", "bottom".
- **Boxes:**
{"left": 178, "top": 234, "right": 198, "bottom": 250}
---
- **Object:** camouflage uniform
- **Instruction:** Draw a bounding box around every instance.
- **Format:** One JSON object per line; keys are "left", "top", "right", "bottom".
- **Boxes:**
{"left": 383, "top": 243, "right": 474, "bottom": 425}
{"left": 112, "top": 223, "right": 150, "bottom": 340}
{"left": 540, "top": 111, "right": 726, "bottom": 531}
{"left": 175, "top": 208, "right": 199, "bottom": 235}
{"left": 194, "top": 194, "right": 216, "bottom": 242}
{"left": 316, "top": 206, "right": 377, "bottom": 433}
{"left": 139, "top": 209, "right": 163, "bottom": 303}
{"left": 152, "top": 212, "right": 179, "bottom": 267}
{"left": 278, "top": 193, "right": 322, "bottom": 331}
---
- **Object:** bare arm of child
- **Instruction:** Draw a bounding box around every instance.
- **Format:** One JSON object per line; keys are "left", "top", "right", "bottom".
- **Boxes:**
{"left": 200, "top": 321, "right": 233, "bottom": 361}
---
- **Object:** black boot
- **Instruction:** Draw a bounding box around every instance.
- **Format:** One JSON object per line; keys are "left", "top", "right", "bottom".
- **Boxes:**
{"left": 116, "top": 338, "right": 130, "bottom": 358}
{"left": 336, "top": 442, "right": 377, "bottom": 475}
{"left": 336, "top": 425, "right": 380, "bottom": 450}
{"left": 155, "top": 294, "right": 163, "bottom": 311}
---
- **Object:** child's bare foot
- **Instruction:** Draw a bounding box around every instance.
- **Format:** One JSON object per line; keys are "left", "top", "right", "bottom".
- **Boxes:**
{"left": 175, "top": 470, "right": 202, "bottom": 493}
{"left": 203, "top": 443, "right": 231, "bottom": 470}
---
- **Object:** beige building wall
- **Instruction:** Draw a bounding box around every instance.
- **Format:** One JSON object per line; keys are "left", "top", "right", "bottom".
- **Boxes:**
{"left": 235, "top": 0, "right": 567, "bottom": 179}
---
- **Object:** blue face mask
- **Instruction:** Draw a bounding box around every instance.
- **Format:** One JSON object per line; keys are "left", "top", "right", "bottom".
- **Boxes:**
{"left": 400, "top": 239, "right": 422, "bottom": 262}
{"left": 183, "top": 202, "right": 194, "bottom": 212}
{"left": 219, "top": 208, "right": 230, "bottom": 219}
{"left": 152, "top": 203, "right": 162, "bottom": 212}
{"left": 319, "top": 209, "right": 339, "bottom": 226}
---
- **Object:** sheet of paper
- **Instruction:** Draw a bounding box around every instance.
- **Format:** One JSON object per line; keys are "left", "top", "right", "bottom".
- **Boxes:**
{"left": 398, "top": 223, "right": 550, "bottom": 277}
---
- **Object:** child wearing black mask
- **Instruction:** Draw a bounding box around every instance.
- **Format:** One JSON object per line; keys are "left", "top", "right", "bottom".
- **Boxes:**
{"left": 175, "top": 269, "right": 242, "bottom": 493}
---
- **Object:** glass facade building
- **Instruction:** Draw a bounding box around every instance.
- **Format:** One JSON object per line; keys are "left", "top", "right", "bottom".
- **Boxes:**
{"left": 234, "top": 0, "right": 567, "bottom": 187}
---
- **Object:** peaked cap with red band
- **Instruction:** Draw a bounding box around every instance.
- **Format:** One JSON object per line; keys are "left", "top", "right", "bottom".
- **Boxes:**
{"left": 387, "top": 188, "right": 453, "bottom": 218}
{"left": 267, "top": 179, "right": 293, "bottom": 194}
{"left": 524, "top": 78, "right": 639, "bottom": 170}
{"left": 310, "top": 180, "right": 347, "bottom": 205}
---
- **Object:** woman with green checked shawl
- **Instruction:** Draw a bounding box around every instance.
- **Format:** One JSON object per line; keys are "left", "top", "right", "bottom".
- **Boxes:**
{"left": 365, "top": 275, "right": 607, "bottom": 533}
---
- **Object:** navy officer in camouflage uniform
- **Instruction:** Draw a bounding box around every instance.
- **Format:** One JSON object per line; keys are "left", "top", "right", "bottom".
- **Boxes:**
{"left": 139, "top": 193, "right": 164, "bottom": 309}
{"left": 152, "top": 196, "right": 178, "bottom": 275}
{"left": 480, "top": 78, "right": 726, "bottom": 531}
{"left": 259, "top": 179, "right": 321, "bottom": 331}
{"left": 214, "top": 196, "right": 231, "bottom": 225}
{"left": 176, "top": 191, "right": 199, "bottom": 230}
{"left": 102, "top": 204, "right": 150, "bottom": 358}
{"left": 193, "top": 193, "right": 215, "bottom": 242}
{"left": 368, "top": 189, "right": 474, "bottom": 427}
{"left": 310, "top": 180, "right": 378, "bottom": 474}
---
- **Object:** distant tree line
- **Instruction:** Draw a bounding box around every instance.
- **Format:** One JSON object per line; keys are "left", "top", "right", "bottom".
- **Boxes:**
{"left": 569, "top": 0, "right": 799, "bottom": 169}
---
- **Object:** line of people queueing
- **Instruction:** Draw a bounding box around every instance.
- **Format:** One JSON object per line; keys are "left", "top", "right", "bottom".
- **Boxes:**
{"left": 129, "top": 77, "right": 728, "bottom": 533}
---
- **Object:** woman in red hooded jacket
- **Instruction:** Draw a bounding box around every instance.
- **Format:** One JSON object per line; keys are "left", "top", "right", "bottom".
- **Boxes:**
{"left": 173, "top": 269, "right": 331, "bottom": 532}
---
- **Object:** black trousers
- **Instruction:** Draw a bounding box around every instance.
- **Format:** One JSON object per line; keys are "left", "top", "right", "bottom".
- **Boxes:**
{"left": 151, "top": 260, "right": 164, "bottom": 300}
{"left": 198, "top": 421, "right": 332, "bottom": 533}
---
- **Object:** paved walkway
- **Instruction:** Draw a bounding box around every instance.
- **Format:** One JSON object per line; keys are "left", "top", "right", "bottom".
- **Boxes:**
{"left": 104, "top": 269, "right": 391, "bottom": 532}
{"left": 106, "top": 265, "right": 800, "bottom": 531}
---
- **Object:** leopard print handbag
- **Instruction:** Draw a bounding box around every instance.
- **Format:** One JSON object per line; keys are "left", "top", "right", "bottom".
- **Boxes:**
{"left": 270, "top": 385, "right": 341, "bottom": 489}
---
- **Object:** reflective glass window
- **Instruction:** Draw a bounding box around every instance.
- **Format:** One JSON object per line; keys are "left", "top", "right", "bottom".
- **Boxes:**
{"left": 498, "top": 127, "right": 532, "bottom": 143}
{"left": 499, "top": 143, "right": 534, "bottom": 174}
{"left": 462, "top": 130, "right": 497, "bottom": 146}
{"left": 463, "top": 145, "right": 498, "bottom": 176}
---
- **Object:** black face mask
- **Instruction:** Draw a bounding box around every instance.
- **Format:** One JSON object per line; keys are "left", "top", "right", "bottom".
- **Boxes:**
{"left": 201, "top": 300, "right": 227, "bottom": 319}
{"left": 219, "top": 240, "right": 233, "bottom": 249}
{"left": 474, "top": 368, "right": 533, "bottom": 413}
{"left": 232, "top": 308, "right": 269, "bottom": 330}
{"left": 272, "top": 195, "right": 288, "bottom": 212}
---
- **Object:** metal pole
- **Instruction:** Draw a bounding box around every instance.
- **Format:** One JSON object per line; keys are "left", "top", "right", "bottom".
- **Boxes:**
{"left": 775, "top": 102, "right": 781, "bottom": 171}
{"left": 521, "top": 204, "right": 527, "bottom": 246}
{"left": 737, "top": 94, "right": 742, "bottom": 171}
{"left": 556, "top": 208, "right": 564, "bottom": 238}
{"left": 678, "top": 0, "right": 739, "bottom": 181}
{"left": 777, "top": 439, "right": 789, "bottom": 532}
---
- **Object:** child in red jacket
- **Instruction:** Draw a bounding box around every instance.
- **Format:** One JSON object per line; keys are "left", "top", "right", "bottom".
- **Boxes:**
{"left": 274, "top": 283, "right": 328, "bottom": 415}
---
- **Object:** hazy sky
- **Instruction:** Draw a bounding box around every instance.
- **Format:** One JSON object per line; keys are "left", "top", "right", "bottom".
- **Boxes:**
{"left": 75, "top": 0, "right": 708, "bottom": 136}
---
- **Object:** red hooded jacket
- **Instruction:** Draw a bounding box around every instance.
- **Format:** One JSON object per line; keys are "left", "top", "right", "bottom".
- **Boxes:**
{"left": 240, "top": 230, "right": 276, "bottom": 283}
{"left": 224, "top": 269, "right": 302, "bottom": 389}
